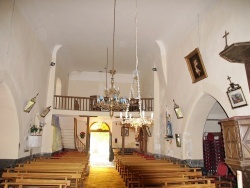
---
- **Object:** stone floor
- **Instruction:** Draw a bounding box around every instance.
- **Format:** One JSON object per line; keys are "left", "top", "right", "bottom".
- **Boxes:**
{"left": 83, "top": 166, "right": 126, "bottom": 188}
{"left": 83, "top": 154, "right": 126, "bottom": 188}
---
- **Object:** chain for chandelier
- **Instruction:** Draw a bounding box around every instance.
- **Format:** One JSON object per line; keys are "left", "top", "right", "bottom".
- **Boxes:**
{"left": 94, "top": 0, "right": 128, "bottom": 117}
{"left": 120, "top": 0, "right": 153, "bottom": 132}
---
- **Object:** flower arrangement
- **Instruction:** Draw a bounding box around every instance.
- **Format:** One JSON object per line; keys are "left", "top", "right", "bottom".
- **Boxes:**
{"left": 30, "top": 124, "right": 42, "bottom": 136}
{"left": 80, "top": 132, "right": 85, "bottom": 138}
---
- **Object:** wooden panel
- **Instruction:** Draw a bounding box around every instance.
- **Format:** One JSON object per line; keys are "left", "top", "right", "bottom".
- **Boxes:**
{"left": 220, "top": 116, "right": 250, "bottom": 188}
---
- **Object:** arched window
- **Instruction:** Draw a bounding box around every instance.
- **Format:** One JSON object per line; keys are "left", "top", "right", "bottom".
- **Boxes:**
{"left": 90, "top": 122, "right": 110, "bottom": 132}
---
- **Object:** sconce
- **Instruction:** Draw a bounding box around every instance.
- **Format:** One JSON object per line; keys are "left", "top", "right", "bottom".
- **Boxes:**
{"left": 24, "top": 93, "right": 39, "bottom": 113}
{"left": 40, "top": 106, "right": 51, "bottom": 117}
{"left": 175, "top": 134, "right": 181, "bottom": 147}
{"left": 173, "top": 99, "right": 183, "bottom": 119}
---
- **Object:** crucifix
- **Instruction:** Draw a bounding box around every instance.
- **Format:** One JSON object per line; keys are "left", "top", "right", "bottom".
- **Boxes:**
{"left": 223, "top": 31, "right": 229, "bottom": 49}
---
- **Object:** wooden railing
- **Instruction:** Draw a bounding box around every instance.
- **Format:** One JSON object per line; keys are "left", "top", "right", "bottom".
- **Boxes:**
{"left": 54, "top": 95, "right": 154, "bottom": 112}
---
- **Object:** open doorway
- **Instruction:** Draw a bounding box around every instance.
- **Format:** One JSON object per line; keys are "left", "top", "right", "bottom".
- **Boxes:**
{"left": 89, "top": 122, "right": 112, "bottom": 167}
{"left": 203, "top": 101, "right": 228, "bottom": 175}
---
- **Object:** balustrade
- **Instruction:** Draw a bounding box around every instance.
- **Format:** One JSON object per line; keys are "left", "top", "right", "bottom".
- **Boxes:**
{"left": 54, "top": 95, "right": 153, "bottom": 112}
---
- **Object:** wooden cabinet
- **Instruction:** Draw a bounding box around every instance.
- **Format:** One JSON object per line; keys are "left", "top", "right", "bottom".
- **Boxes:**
{"left": 219, "top": 116, "right": 250, "bottom": 187}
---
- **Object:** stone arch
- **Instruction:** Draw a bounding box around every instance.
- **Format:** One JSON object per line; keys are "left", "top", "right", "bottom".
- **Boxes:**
{"left": 183, "top": 92, "right": 217, "bottom": 160}
{"left": 0, "top": 82, "right": 19, "bottom": 159}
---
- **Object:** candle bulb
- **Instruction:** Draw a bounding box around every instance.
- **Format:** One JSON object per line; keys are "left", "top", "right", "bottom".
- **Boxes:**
{"left": 142, "top": 111, "right": 145, "bottom": 118}
{"left": 237, "top": 170, "right": 243, "bottom": 188}
{"left": 120, "top": 112, "right": 122, "bottom": 119}
{"left": 125, "top": 111, "right": 128, "bottom": 118}
{"left": 130, "top": 114, "right": 132, "bottom": 119}
{"left": 151, "top": 113, "right": 154, "bottom": 119}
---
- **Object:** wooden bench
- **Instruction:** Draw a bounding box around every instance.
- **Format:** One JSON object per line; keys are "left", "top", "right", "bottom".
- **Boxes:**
{"left": 1, "top": 171, "right": 83, "bottom": 188}
{"left": 127, "top": 168, "right": 202, "bottom": 188}
{"left": 162, "top": 178, "right": 216, "bottom": 187}
{"left": 1, "top": 178, "right": 70, "bottom": 188}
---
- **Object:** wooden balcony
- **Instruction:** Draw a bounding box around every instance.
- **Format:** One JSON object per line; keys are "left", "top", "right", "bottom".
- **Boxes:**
{"left": 54, "top": 95, "right": 153, "bottom": 112}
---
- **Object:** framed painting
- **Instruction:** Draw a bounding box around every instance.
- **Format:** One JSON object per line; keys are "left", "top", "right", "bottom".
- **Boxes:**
{"left": 227, "top": 87, "right": 247, "bottom": 109}
{"left": 121, "top": 127, "right": 129, "bottom": 136}
{"left": 185, "top": 48, "right": 208, "bottom": 83}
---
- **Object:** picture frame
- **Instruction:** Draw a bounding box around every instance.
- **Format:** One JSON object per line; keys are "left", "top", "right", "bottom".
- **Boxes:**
{"left": 227, "top": 87, "right": 247, "bottom": 109}
{"left": 121, "top": 127, "right": 129, "bottom": 136}
{"left": 185, "top": 48, "right": 208, "bottom": 83}
{"left": 145, "top": 126, "right": 151, "bottom": 137}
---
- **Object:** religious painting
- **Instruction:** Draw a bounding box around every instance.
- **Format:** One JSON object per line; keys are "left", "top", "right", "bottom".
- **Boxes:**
{"left": 185, "top": 48, "right": 208, "bottom": 83}
{"left": 227, "top": 87, "right": 247, "bottom": 109}
{"left": 145, "top": 126, "right": 151, "bottom": 137}
{"left": 121, "top": 127, "right": 129, "bottom": 136}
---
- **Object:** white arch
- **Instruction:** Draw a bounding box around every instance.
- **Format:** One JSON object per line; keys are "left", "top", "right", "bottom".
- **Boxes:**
{"left": 0, "top": 82, "right": 19, "bottom": 159}
{"left": 155, "top": 40, "right": 167, "bottom": 85}
{"left": 183, "top": 92, "right": 217, "bottom": 159}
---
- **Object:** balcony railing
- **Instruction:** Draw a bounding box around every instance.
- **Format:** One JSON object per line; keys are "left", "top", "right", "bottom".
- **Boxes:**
{"left": 54, "top": 95, "right": 153, "bottom": 112}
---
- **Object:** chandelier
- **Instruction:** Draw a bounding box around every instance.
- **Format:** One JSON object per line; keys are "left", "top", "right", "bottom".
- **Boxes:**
{"left": 120, "top": 1, "right": 153, "bottom": 132}
{"left": 95, "top": 0, "right": 128, "bottom": 117}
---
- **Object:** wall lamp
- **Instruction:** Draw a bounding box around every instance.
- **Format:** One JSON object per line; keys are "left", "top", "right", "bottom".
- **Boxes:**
{"left": 173, "top": 99, "right": 183, "bottom": 119}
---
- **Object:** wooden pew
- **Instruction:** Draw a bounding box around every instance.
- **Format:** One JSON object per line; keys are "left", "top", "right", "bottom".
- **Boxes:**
{"left": 1, "top": 178, "right": 70, "bottom": 188}
{"left": 161, "top": 178, "right": 216, "bottom": 188}
{"left": 1, "top": 171, "right": 83, "bottom": 188}
{"left": 117, "top": 156, "right": 203, "bottom": 188}
{"left": 127, "top": 167, "right": 202, "bottom": 188}
{"left": 3, "top": 164, "right": 85, "bottom": 188}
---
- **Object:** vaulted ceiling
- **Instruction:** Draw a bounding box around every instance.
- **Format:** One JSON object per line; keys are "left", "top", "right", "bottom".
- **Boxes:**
{"left": 15, "top": 0, "right": 217, "bottom": 75}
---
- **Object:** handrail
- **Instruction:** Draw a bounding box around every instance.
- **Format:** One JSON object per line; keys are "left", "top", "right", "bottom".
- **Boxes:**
{"left": 54, "top": 95, "right": 153, "bottom": 112}
{"left": 74, "top": 118, "right": 86, "bottom": 153}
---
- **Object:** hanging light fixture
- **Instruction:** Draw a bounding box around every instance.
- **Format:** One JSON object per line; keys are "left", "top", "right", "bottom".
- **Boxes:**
{"left": 94, "top": 0, "right": 128, "bottom": 117}
{"left": 120, "top": 0, "right": 153, "bottom": 132}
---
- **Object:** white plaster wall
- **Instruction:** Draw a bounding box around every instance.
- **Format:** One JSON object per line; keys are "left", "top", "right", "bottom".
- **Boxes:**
{"left": 55, "top": 63, "right": 69, "bottom": 96}
{"left": 159, "top": 0, "right": 250, "bottom": 160}
{"left": 68, "top": 71, "right": 132, "bottom": 98}
{"left": 0, "top": 1, "right": 51, "bottom": 158}
{"left": 0, "top": 83, "right": 19, "bottom": 159}
{"left": 111, "top": 123, "right": 136, "bottom": 149}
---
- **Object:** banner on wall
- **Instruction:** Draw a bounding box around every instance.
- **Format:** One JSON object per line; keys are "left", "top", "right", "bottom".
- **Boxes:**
{"left": 51, "top": 115, "right": 63, "bottom": 152}
{"left": 51, "top": 115, "right": 60, "bottom": 127}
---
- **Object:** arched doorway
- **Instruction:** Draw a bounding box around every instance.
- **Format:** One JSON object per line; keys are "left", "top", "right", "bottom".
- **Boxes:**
{"left": 89, "top": 122, "right": 112, "bottom": 166}
{"left": 203, "top": 101, "right": 228, "bottom": 175}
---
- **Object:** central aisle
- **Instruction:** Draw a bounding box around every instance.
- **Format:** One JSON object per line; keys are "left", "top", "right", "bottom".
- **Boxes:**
{"left": 83, "top": 166, "right": 127, "bottom": 188}
{"left": 83, "top": 152, "right": 126, "bottom": 188}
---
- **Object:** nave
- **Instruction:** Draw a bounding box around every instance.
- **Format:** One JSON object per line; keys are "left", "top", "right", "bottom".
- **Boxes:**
{"left": 0, "top": 149, "right": 234, "bottom": 188}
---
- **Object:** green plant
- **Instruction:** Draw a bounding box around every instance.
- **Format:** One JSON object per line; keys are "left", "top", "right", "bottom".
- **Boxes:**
{"left": 30, "top": 125, "right": 42, "bottom": 135}
{"left": 80, "top": 132, "right": 85, "bottom": 138}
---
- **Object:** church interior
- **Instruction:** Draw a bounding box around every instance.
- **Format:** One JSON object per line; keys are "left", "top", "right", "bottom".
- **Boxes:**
{"left": 0, "top": 0, "right": 250, "bottom": 187}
